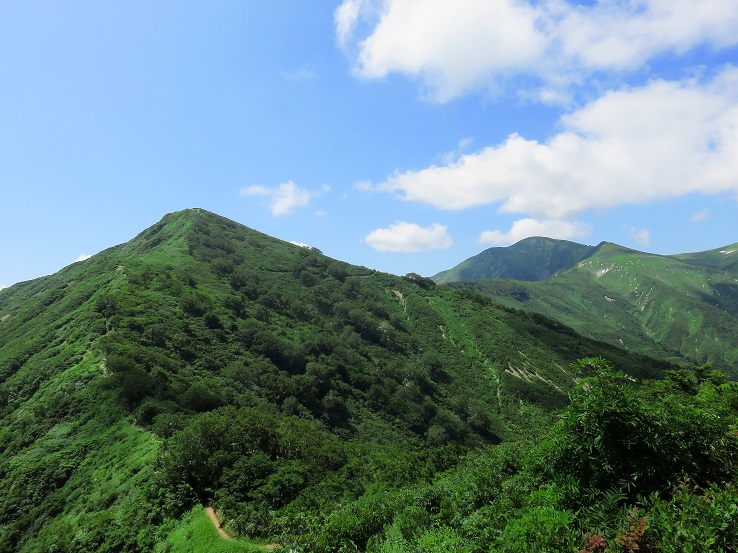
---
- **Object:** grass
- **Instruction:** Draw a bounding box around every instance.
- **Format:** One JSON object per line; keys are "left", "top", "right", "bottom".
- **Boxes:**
{"left": 155, "top": 506, "right": 274, "bottom": 553}
{"left": 445, "top": 243, "right": 738, "bottom": 376}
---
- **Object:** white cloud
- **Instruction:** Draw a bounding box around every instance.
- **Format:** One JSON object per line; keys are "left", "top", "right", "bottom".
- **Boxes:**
{"left": 627, "top": 226, "right": 652, "bottom": 248}
{"left": 366, "top": 68, "right": 738, "bottom": 219}
{"left": 690, "top": 209, "right": 710, "bottom": 222}
{"left": 335, "top": 0, "right": 366, "bottom": 46}
{"left": 0, "top": 284, "right": 7, "bottom": 291}
{"left": 364, "top": 222, "right": 452, "bottom": 252}
{"left": 76, "top": 254, "right": 92, "bottom": 262}
{"left": 336, "top": 0, "right": 738, "bottom": 101}
{"left": 290, "top": 241, "right": 310, "bottom": 248}
{"left": 345, "top": 0, "right": 545, "bottom": 101}
{"left": 240, "top": 181, "right": 313, "bottom": 216}
{"left": 479, "top": 218, "right": 590, "bottom": 246}
{"left": 555, "top": 0, "right": 738, "bottom": 71}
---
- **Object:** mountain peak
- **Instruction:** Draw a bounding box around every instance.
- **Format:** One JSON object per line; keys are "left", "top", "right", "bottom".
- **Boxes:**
{"left": 434, "top": 237, "right": 597, "bottom": 284}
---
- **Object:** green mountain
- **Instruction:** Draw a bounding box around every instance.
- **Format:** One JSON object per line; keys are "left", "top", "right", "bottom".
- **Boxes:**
{"left": 672, "top": 241, "right": 738, "bottom": 272}
{"left": 433, "top": 237, "right": 597, "bottom": 284}
{"left": 440, "top": 239, "right": 738, "bottom": 376}
{"left": 2, "top": 210, "right": 737, "bottom": 552}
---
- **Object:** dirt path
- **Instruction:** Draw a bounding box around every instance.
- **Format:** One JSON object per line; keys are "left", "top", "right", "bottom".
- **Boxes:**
{"left": 205, "top": 506, "right": 281, "bottom": 549}
{"left": 205, "top": 507, "right": 230, "bottom": 539}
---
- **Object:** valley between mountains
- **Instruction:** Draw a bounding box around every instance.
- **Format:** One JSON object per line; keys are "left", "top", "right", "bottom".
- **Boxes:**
{"left": 1, "top": 209, "right": 737, "bottom": 552}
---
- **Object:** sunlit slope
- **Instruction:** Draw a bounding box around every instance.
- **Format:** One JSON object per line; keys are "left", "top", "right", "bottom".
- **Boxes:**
{"left": 0, "top": 209, "right": 676, "bottom": 551}
{"left": 446, "top": 241, "right": 738, "bottom": 374}
{"left": 433, "top": 236, "right": 597, "bottom": 284}
{"left": 672, "top": 241, "right": 738, "bottom": 272}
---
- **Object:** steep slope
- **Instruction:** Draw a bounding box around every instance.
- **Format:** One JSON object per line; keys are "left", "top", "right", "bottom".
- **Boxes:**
{"left": 0, "top": 209, "right": 674, "bottom": 551}
{"left": 445, "top": 241, "right": 738, "bottom": 375}
{"left": 433, "top": 236, "right": 597, "bottom": 284}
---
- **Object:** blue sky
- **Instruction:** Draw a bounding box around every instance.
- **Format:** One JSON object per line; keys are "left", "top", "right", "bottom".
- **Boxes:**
{"left": 2, "top": 1, "right": 738, "bottom": 289}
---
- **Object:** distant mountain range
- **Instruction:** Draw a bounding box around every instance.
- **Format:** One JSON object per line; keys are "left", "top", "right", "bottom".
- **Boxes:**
{"left": 434, "top": 237, "right": 738, "bottom": 376}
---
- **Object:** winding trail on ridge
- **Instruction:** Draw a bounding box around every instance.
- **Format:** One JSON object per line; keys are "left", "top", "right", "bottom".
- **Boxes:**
{"left": 205, "top": 507, "right": 230, "bottom": 539}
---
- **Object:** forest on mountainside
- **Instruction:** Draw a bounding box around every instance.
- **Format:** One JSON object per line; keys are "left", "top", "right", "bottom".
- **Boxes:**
{"left": 1, "top": 210, "right": 737, "bottom": 552}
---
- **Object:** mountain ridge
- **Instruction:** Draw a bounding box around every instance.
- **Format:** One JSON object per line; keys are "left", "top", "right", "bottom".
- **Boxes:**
{"left": 438, "top": 236, "right": 738, "bottom": 375}
{"left": 433, "top": 236, "right": 599, "bottom": 284}
{"left": 2, "top": 208, "right": 683, "bottom": 551}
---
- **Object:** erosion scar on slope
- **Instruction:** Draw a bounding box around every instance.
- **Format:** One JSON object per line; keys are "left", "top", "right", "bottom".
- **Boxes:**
{"left": 205, "top": 506, "right": 230, "bottom": 539}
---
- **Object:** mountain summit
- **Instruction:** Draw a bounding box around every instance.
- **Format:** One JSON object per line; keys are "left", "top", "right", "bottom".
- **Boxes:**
{"left": 433, "top": 237, "right": 598, "bottom": 284}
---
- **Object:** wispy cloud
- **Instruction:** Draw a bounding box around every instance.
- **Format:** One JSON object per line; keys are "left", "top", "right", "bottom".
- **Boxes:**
{"left": 336, "top": 0, "right": 738, "bottom": 102}
{"left": 76, "top": 254, "right": 92, "bottom": 262}
{"left": 334, "top": 0, "right": 366, "bottom": 46}
{"left": 627, "top": 226, "right": 652, "bottom": 248}
{"left": 280, "top": 68, "right": 317, "bottom": 81}
{"left": 364, "top": 221, "right": 452, "bottom": 252}
{"left": 363, "top": 68, "right": 738, "bottom": 219}
{"left": 479, "top": 218, "right": 590, "bottom": 246}
{"left": 440, "top": 137, "right": 474, "bottom": 164}
{"left": 690, "top": 209, "right": 710, "bottom": 222}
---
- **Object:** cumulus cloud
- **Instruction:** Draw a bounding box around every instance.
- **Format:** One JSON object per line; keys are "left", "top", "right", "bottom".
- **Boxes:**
{"left": 479, "top": 218, "right": 590, "bottom": 246}
{"left": 365, "top": 68, "right": 738, "bottom": 219}
{"left": 336, "top": 0, "right": 738, "bottom": 101}
{"left": 240, "top": 181, "right": 314, "bottom": 216}
{"left": 348, "top": 0, "right": 545, "bottom": 101}
{"left": 76, "top": 254, "right": 92, "bottom": 262}
{"left": 364, "top": 222, "right": 452, "bottom": 252}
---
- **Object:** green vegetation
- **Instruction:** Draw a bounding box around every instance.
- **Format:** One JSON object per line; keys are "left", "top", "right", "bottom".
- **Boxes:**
{"left": 155, "top": 506, "right": 269, "bottom": 552}
{"left": 442, "top": 239, "right": 738, "bottom": 376}
{"left": 433, "top": 237, "right": 597, "bottom": 284}
{"left": 673, "top": 241, "right": 738, "bottom": 272}
{"left": 1, "top": 209, "right": 736, "bottom": 551}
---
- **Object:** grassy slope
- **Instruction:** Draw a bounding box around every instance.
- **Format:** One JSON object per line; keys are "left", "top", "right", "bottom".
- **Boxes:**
{"left": 154, "top": 506, "right": 270, "bottom": 553}
{"left": 672, "top": 241, "right": 738, "bottom": 272}
{"left": 0, "top": 209, "right": 678, "bottom": 551}
{"left": 446, "top": 242, "right": 738, "bottom": 375}
{"left": 433, "top": 237, "right": 597, "bottom": 284}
